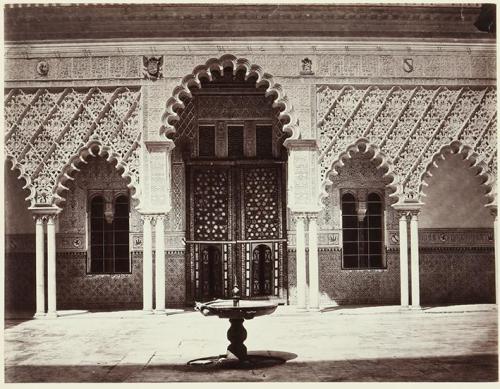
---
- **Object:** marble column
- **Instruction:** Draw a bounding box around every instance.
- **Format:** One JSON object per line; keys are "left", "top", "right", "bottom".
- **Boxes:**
{"left": 46, "top": 215, "right": 57, "bottom": 318}
{"left": 34, "top": 216, "right": 46, "bottom": 318}
{"left": 410, "top": 211, "right": 421, "bottom": 308}
{"left": 398, "top": 212, "right": 409, "bottom": 307}
{"left": 154, "top": 214, "right": 166, "bottom": 313}
{"left": 142, "top": 215, "right": 153, "bottom": 312}
{"left": 492, "top": 208, "right": 499, "bottom": 305}
{"left": 295, "top": 215, "right": 307, "bottom": 310}
{"left": 308, "top": 214, "right": 319, "bottom": 310}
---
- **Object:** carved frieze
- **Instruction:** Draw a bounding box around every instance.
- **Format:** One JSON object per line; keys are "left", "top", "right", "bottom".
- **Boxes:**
{"left": 418, "top": 228, "right": 494, "bottom": 248}
{"left": 57, "top": 233, "right": 86, "bottom": 252}
{"left": 5, "top": 56, "right": 141, "bottom": 81}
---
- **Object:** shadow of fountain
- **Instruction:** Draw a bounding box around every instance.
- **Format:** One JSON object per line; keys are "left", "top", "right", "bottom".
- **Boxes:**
{"left": 187, "top": 350, "right": 297, "bottom": 370}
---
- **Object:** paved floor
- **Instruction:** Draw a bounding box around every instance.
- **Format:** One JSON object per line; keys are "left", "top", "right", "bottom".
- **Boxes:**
{"left": 3, "top": 304, "right": 499, "bottom": 382}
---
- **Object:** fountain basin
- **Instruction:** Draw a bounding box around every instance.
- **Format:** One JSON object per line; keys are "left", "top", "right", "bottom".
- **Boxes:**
{"left": 195, "top": 299, "right": 278, "bottom": 320}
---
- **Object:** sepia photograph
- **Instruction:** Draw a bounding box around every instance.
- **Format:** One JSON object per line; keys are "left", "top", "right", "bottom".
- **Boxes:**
{"left": 2, "top": 0, "right": 498, "bottom": 384}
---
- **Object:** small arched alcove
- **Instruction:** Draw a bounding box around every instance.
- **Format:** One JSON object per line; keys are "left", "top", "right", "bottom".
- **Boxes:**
{"left": 419, "top": 151, "right": 495, "bottom": 305}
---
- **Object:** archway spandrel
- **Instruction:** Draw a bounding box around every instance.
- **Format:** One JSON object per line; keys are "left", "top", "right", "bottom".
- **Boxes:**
{"left": 317, "top": 84, "right": 496, "bottom": 204}
{"left": 4, "top": 87, "right": 142, "bottom": 208}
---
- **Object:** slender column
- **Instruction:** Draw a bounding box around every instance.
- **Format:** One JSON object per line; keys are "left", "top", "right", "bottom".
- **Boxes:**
{"left": 34, "top": 216, "right": 46, "bottom": 318}
{"left": 492, "top": 208, "right": 498, "bottom": 305}
{"left": 398, "top": 212, "right": 409, "bottom": 307}
{"left": 154, "top": 214, "right": 166, "bottom": 313}
{"left": 295, "top": 215, "right": 307, "bottom": 309}
{"left": 308, "top": 215, "right": 319, "bottom": 310}
{"left": 142, "top": 215, "right": 153, "bottom": 312}
{"left": 410, "top": 211, "right": 421, "bottom": 308}
{"left": 46, "top": 215, "right": 57, "bottom": 318}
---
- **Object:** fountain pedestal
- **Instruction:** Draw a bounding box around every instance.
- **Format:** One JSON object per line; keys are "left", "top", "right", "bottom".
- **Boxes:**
{"left": 227, "top": 318, "right": 248, "bottom": 360}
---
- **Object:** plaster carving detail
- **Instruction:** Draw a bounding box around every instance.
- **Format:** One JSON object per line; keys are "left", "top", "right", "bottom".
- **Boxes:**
{"left": 317, "top": 85, "right": 497, "bottom": 204}
{"left": 4, "top": 87, "right": 142, "bottom": 207}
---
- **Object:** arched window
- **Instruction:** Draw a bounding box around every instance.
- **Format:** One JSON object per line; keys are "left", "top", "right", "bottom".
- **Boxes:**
{"left": 89, "top": 194, "right": 130, "bottom": 274}
{"left": 341, "top": 191, "right": 384, "bottom": 269}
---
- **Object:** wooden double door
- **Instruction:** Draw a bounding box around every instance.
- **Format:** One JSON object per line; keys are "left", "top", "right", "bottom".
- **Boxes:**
{"left": 187, "top": 161, "right": 287, "bottom": 301}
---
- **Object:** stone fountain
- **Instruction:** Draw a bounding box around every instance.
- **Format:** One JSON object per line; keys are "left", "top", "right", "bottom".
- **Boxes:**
{"left": 189, "top": 283, "right": 283, "bottom": 368}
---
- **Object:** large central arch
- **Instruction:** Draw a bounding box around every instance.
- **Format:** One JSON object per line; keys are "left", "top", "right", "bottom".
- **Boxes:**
{"left": 160, "top": 54, "right": 299, "bottom": 142}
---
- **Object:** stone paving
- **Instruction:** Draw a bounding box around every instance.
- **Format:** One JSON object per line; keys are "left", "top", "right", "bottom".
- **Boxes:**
{"left": 3, "top": 304, "right": 498, "bottom": 382}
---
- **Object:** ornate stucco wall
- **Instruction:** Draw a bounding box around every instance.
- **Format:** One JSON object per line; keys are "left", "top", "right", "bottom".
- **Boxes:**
{"left": 4, "top": 24, "right": 496, "bottom": 309}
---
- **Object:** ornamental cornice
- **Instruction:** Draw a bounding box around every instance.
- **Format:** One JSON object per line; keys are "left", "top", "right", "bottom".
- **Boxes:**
{"left": 4, "top": 40, "right": 496, "bottom": 59}
{"left": 5, "top": 4, "right": 488, "bottom": 42}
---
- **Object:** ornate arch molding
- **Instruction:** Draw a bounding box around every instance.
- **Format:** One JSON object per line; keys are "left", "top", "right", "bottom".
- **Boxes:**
{"left": 321, "top": 138, "right": 401, "bottom": 205}
{"left": 53, "top": 140, "right": 140, "bottom": 208}
{"left": 419, "top": 140, "right": 496, "bottom": 207}
{"left": 160, "top": 54, "right": 299, "bottom": 141}
{"left": 5, "top": 156, "right": 35, "bottom": 204}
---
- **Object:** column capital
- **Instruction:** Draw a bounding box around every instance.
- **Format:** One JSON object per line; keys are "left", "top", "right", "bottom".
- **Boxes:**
{"left": 392, "top": 203, "right": 423, "bottom": 218}
{"left": 292, "top": 211, "right": 320, "bottom": 222}
{"left": 30, "top": 206, "right": 61, "bottom": 220}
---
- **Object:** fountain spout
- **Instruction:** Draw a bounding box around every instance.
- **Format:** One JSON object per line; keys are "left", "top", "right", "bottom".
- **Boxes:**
{"left": 232, "top": 282, "right": 240, "bottom": 307}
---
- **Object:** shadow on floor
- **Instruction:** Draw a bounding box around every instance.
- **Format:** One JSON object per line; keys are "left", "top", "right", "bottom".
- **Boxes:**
{"left": 5, "top": 353, "right": 497, "bottom": 382}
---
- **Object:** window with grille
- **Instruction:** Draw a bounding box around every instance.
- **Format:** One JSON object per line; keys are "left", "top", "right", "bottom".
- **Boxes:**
{"left": 341, "top": 192, "right": 384, "bottom": 269}
{"left": 89, "top": 194, "right": 130, "bottom": 274}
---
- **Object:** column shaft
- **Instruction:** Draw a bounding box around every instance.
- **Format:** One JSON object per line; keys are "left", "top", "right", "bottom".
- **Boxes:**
{"left": 399, "top": 213, "right": 409, "bottom": 307}
{"left": 46, "top": 216, "right": 57, "bottom": 317}
{"left": 494, "top": 212, "right": 499, "bottom": 305}
{"left": 410, "top": 213, "right": 420, "bottom": 308}
{"left": 143, "top": 216, "right": 153, "bottom": 311}
{"left": 308, "top": 216, "right": 319, "bottom": 310}
{"left": 155, "top": 215, "right": 166, "bottom": 312}
{"left": 296, "top": 216, "right": 307, "bottom": 309}
{"left": 35, "top": 217, "right": 45, "bottom": 317}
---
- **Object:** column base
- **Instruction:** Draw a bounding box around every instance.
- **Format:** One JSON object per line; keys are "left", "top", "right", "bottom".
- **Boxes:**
{"left": 153, "top": 309, "right": 166, "bottom": 315}
{"left": 143, "top": 309, "right": 154, "bottom": 315}
{"left": 410, "top": 305, "right": 422, "bottom": 310}
{"left": 46, "top": 311, "right": 58, "bottom": 319}
{"left": 308, "top": 307, "right": 321, "bottom": 312}
{"left": 296, "top": 306, "right": 308, "bottom": 312}
{"left": 33, "top": 312, "right": 46, "bottom": 319}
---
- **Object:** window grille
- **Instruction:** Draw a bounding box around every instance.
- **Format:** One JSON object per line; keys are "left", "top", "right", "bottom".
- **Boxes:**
{"left": 341, "top": 191, "right": 384, "bottom": 269}
{"left": 89, "top": 194, "right": 130, "bottom": 274}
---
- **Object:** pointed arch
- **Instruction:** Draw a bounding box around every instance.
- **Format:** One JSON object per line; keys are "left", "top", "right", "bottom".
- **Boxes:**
{"left": 321, "top": 138, "right": 402, "bottom": 205}
{"left": 160, "top": 54, "right": 299, "bottom": 141}
{"left": 419, "top": 140, "right": 496, "bottom": 207}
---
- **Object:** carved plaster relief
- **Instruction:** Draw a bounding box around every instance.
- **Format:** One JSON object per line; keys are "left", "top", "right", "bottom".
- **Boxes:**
{"left": 317, "top": 85, "right": 497, "bottom": 203}
{"left": 4, "top": 87, "right": 142, "bottom": 207}
{"left": 5, "top": 56, "right": 141, "bottom": 81}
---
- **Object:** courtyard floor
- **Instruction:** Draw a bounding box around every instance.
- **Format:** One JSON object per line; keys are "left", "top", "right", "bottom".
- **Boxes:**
{"left": 3, "top": 304, "right": 499, "bottom": 383}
